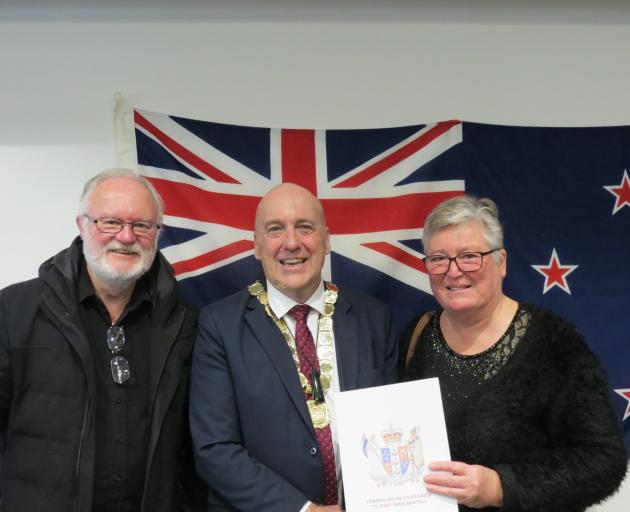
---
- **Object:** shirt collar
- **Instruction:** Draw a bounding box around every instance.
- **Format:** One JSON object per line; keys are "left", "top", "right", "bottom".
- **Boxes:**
{"left": 77, "top": 260, "right": 96, "bottom": 303}
{"left": 266, "top": 279, "right": 325, "bottom": 319}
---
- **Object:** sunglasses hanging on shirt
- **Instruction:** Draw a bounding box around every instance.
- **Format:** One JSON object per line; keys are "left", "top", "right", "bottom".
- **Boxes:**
{"left": 106, "top": 325, "right": 130, "bottom": 385}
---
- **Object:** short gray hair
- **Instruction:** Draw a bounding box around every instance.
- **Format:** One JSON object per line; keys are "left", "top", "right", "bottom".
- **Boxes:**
{"left": 423, "top": 195, "right": 503, "bottom": 255}
{"left": 78, "top": 168, "right": 164, "bottom": 222}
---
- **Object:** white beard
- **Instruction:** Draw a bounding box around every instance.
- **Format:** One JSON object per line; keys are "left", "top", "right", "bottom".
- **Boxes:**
{"left": 82, "top": 233, "right": 157, "bottom": 289}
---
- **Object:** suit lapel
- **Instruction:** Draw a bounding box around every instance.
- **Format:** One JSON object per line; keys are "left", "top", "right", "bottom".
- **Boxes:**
{"left": 244, "top": 296, "right": 315, "bottom": 435}
{"left": 333, "top": 294, "right": 359, "bottom": 391}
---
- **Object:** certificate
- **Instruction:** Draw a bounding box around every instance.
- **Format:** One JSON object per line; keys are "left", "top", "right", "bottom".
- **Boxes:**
{"left": 333, "top": 378, "right": 457, "bottom": 511}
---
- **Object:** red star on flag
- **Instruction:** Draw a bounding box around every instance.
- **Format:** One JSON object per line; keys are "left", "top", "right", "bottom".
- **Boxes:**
{"left": 603, "top": 169, "right": 630, "bottom": 214}
{"left": 614, "top": 388, "right": 630, "bottom": 421}
{"left": 532, "top": 248, "right": 578, "bottom": 295}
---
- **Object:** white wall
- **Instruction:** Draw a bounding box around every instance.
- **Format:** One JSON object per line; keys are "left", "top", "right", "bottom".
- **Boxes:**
{"left": 4, "top": 17, "right": 630, "bottom": 284}
{"left": 0, "top": 1, "right": 627, "bottom": 507}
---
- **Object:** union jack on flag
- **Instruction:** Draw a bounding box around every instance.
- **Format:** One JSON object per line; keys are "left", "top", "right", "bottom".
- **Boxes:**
{"left": 134, "top": 108, "right": 464, "bottom": 303}
{"left": 134, "top": 109, "right": 630, "bottom": 450}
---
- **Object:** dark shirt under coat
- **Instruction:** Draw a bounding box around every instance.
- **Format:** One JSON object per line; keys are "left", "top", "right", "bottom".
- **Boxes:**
{"left": 78, "top": 263, "right": 153, "bottom": 512}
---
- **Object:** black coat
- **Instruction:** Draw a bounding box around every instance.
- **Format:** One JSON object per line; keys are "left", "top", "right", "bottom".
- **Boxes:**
{"left": 403, "top": 304, "right": 628, "bottom": 512}
{"left": 0, "top": 238, "right": 205, "bottom": 512}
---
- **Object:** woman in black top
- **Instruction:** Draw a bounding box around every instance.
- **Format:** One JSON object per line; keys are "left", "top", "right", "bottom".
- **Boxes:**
{"left": 402, "top": 194, "right": 627, "bottom": 511}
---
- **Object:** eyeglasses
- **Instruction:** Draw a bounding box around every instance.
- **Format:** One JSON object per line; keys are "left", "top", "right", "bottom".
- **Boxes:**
{"left": 85, "top": 216, "right": 160, "bottom": 236}
{"left": 423, "top": 249, "right": 500, "bottom": 275}
{"left": 107, "top": 325, "right": 130, "bottom": 385}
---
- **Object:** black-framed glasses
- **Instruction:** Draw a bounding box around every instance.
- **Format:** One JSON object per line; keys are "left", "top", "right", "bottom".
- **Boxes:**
{"left": 85, "top": 216, "right": 160, "bottom": 236}
{"left": 423, "top": 249, "right": 500, "bottom": 275}
{"left": 107, "top": 325, "right": 130, "bottom": 385}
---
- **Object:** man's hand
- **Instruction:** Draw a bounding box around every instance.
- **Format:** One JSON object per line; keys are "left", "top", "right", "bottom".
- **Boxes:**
{"left": 306, "top": 505, "right": 343, "bottom": 512}
{"left": 423, "top": 461, "right": 503, "bottom": 509}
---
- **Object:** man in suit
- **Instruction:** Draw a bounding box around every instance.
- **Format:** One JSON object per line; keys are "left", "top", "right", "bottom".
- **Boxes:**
{"left": 190, "top": 183, "right": 398, "bottom": 512}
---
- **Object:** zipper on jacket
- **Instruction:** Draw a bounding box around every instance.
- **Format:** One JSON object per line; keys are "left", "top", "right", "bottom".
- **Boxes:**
{"left": 74, "top": 394, "right": 91, "bottom": 512}
{"left": 140, "top": 306, "right": 187, "bottom": 510}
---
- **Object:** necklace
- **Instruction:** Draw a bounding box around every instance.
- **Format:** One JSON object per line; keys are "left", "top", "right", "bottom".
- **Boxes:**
{"left": 248, "top": 281, "right": 338, "bottom": 429}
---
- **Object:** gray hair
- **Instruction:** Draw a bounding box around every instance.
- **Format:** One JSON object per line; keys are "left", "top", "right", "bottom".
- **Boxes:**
{"left": 423, "top": 195, "right": 504, "bottom": 256}
{"left": 78, "top": 168, "right": 164, "bottom": 223}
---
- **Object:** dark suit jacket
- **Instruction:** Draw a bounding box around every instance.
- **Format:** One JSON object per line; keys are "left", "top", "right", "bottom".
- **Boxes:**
{"left": 190, "top": 286, "right": 398, "bottom": 512}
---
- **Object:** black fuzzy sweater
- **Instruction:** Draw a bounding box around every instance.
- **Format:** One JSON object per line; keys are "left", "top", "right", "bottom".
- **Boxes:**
{"left": 403, "top": 303, "right": 627, "bottom": 511}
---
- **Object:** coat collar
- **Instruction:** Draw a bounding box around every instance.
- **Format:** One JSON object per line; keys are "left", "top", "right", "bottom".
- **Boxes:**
{"left": 244, "top": 294, "right": 315, "bottom": 434}
{"left": 332, "top": 290, "right": 359, "bottom": 391}
{"left": 243, "top": 286, "right": 360, "bottom": 436}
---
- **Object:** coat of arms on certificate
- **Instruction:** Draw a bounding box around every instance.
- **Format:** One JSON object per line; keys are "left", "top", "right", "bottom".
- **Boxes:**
{"left": 334, "top": 378, "right": 457, "bottom": 511}
{"left": 361, "top": 425, "right": 424, "bottom": 485}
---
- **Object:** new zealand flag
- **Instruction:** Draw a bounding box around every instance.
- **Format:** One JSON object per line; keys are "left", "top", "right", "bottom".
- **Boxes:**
{"left": 134, "top": 108, "right": 630, "bottom": 450}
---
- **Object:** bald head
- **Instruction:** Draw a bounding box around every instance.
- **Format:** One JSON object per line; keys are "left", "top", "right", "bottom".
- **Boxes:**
{"left": 255, "top": 183, "right": 326, "bottom": 232}
{"left": 253, "top": 183, "right": 330, "bottom": 303}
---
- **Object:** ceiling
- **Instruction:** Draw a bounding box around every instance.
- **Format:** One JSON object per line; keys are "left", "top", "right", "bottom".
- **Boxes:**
{"left": 2, "top": 0, "right": 630, "bottom": 24}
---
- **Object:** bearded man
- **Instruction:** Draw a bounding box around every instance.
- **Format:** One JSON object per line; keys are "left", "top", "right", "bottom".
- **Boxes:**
{"left": 0, "top": 169, "right": 204, "bottom": 512}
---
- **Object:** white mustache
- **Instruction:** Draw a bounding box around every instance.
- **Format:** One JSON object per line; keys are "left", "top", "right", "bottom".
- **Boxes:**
{"left": 105, "top": 241, "right": 143, "bottom": 255}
